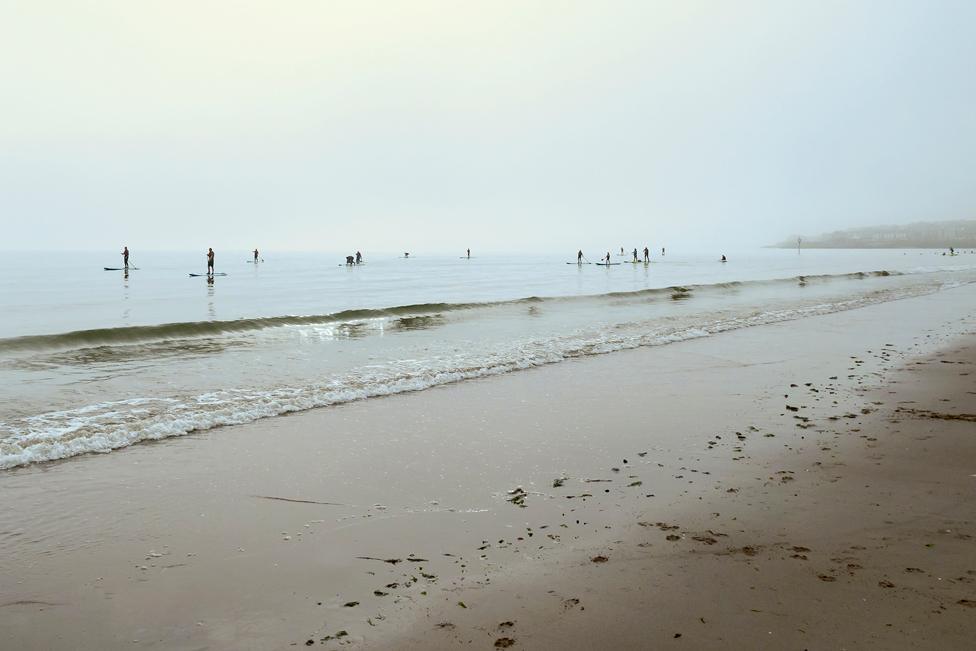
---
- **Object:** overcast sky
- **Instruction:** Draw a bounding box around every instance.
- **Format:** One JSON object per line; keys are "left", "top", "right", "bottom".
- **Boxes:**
{"left": 1, "top": 1, "right": 974, "bottom": 252}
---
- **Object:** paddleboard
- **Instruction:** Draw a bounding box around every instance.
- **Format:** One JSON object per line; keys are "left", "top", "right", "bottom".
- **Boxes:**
{"left": 595, "top": 262, "right": 621, "bottom": 266}
{"left": 104, "top": 267, "right": 139, "bottom": 271}
{"left": 566, "top": 262, "right": 592, "bottom": 264}
{"left": 189, "top": 272, "right": 227, "bottom": 277}
{"left": 246, "top": 259, "right": 264, "bottom": 263}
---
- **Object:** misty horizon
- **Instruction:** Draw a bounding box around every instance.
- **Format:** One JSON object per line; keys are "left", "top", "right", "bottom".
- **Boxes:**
{"left": 2, "top": 1, "right": 975, "bottom": 252}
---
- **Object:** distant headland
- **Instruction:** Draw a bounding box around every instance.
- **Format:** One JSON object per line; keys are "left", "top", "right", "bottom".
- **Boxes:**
{"left": 774, "top": 219, "right": 976, "bottom": 249}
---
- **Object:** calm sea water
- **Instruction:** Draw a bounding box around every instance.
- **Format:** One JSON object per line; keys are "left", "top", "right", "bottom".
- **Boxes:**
{"left": 1, "top": 248, "right": 974, "bottom": 469}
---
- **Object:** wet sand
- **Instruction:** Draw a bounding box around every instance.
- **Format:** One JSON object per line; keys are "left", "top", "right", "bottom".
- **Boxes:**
{"left": 1, "top": 285, "right": 975, "bottom": 650}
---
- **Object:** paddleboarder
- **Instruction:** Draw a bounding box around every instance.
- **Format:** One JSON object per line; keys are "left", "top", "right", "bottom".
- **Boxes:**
{"left": 356, "top": 251, "right": 362, "bottom": 264}
{"left": 207, "top": 247, "right": 215, "bottom": 275}
{"left": 577, "top": 250, "right": 584, "bottom": 264}
{"left": 122, "top": 246, "right": 129, "bottom": 268}
{"left": 643, "top": 246, "right": 649, "bottom": 263}
{"left": 253, "top": 248, "right": 259, "bottom": 262}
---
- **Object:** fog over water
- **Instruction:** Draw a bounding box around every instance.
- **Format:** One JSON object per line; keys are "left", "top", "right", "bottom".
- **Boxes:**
{"left": 2, "top": 1, "right": 975, "bottom": 253}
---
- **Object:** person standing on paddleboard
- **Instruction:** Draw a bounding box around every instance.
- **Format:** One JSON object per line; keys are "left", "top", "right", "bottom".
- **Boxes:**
{"left": 207, "top": 248, "right": 215, "bottom": 275}
{"left": 253, "top": 248, "right": 259, "bottom": 262}
{"left": 122, "top": 246, "right": 129, "bottom": 268}
{"left": 577, "top": 250, "right": 583, "bottom": 264}
{"left": 605, "top": 252, "right": 611, "bottom": 264}
{"left": 356, "top": 251, "right": 362, "bottom": 264}
{"left": 643, "top": 246, "right": 649, "bottom": 263}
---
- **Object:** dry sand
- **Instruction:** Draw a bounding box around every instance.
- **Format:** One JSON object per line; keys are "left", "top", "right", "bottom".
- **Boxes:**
{"left": 1, "top": 285, "right": 974, "bottom": 650}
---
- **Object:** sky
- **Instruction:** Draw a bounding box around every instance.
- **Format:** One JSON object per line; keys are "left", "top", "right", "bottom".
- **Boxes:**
{"left": 1, "top": 0, "right": 975, "bottom": 253}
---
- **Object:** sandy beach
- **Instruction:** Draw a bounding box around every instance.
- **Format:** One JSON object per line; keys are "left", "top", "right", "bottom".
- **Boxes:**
{"left": 2, "top": 283, "right": 975, "bottom": 650}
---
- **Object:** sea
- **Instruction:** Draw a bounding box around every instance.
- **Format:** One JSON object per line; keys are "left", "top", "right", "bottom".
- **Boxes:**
{"left": 2, "top": 248, "right": 974, "bottom": 470}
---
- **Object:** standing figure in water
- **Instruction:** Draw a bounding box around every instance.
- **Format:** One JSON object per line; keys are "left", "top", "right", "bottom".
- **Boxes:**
{"left": 356, "top": 251, "right": 362, "bottom": 264}
{"left": 207, "top": 247, "right": 215, "bottom": 275}
{"left": 643, "top": 246, "right": 649, "bottom": 263}
{"left": 577, "top": 250, "right": 584, "bottom": 264}
{"left": 632, "top": 248, "right": 638, "bottom": 262}
{"left": 122, "top": 246, "right": 129, "bottom": 268}
{"left": 253, "top": 248, "right": 259, "bottom": 262}
{"left": 661, "top": 247, "right": 665, "bottom": 256}
{"left": 605, "top": 252, "right": 611, "bottom": 264}
{"left": 466, "top": 248, "right": 471, "bottom": 259}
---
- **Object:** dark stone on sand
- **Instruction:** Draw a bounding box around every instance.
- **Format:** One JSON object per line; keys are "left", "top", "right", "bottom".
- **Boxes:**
{"left": 495, "top": 637, "right": 516, "bottom": 648}
{"left": 343, "top": 601, "right": 359, "bottom": 607}
{"left": 356, "top": 556, "right": 402, "bottom": 565}
{"left": 591, "top": 555, "right": 609, "bottom": 563}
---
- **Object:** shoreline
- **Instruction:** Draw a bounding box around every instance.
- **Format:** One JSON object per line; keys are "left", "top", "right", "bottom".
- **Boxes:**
{"left": 372, "top": 325, "right": 976, "bottom": 650}
{"left": 1, "top": 284, "right": 975, "bottom": 650}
